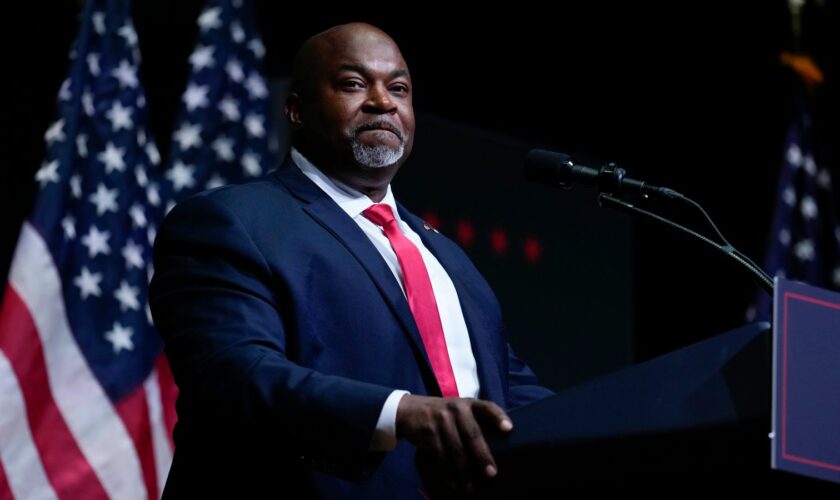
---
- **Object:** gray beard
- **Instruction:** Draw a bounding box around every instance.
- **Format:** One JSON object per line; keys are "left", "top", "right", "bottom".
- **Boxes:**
{"left": 351, "top": 141, "right": 405, "bottom": 168}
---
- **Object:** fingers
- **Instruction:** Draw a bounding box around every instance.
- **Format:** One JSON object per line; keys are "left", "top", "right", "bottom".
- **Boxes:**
{"left": 455, "top": 403, "right": 497, "bottom": 479}
{"left": 472, "top": 400, "right": 513, "bottom": 433}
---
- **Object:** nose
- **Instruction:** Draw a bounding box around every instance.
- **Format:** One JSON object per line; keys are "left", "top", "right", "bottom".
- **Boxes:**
{"left": 362, "top": 83, "right": 397, "bottom": 114}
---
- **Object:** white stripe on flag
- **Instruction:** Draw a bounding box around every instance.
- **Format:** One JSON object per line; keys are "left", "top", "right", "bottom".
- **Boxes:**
{"left": 9, "top": 223, "right": 147, "bottom": 500}
{"left": 144, "top": 369, "right": 173, "bottom": 496}
{"left": 0, "top": 351, "right": 58, "bottom": 500}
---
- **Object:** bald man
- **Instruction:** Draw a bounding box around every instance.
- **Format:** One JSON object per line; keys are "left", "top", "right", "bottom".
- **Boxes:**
{"left": 150, "top": 23, "right": 552, "bottom": 498}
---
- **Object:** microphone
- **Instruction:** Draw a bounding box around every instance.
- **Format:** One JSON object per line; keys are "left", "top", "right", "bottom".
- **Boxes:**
{"left": 524, "top": 149, "right": 682, "bottom": 200}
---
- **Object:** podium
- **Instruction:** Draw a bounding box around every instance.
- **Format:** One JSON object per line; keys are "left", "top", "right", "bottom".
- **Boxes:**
{"left": 477, "top": 322, "right": 839, "bottom": 494}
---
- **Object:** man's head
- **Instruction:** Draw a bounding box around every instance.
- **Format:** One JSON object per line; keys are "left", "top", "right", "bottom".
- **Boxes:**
{"left": 285, "top": 23, "right": 415, "bottom": 192}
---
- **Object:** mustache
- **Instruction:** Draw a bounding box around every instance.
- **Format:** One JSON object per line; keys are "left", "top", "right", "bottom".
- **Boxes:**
{"left": 354, "top": 121, "right": 405, "bottom": 141}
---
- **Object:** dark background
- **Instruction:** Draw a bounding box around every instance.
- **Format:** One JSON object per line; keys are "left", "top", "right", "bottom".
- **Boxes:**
{"left": 5, "top": 2, "right": 838, "bottom": 389}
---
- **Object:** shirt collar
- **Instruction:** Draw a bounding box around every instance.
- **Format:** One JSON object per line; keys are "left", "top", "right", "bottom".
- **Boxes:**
{"left": 291, "top": 147, "right": 401, "bottom": 221}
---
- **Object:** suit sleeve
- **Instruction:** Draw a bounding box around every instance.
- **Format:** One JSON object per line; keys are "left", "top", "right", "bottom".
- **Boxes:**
{"left": 149, "top": 193, "right": 393, "bottom": 479}
{"left": 506, "top": 342, "right": 554, "bottom": 409}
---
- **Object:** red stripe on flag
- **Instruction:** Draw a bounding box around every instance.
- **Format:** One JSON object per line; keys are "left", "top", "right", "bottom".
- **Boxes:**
{"left": 155, "top": 355, "right": 178, "bottom": 447}
{"left": 0, "top": 286, "right": 109, "bottom": 499}
{"left": 114, "top": 387, "right": 157, "bottom": 500}
{"left": 0, "top": 456, "right": 12, "bottom": 500}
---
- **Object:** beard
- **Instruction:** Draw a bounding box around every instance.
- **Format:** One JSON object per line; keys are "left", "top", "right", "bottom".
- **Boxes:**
{"left": 350, "top": 122, "right": 407, "bottom": 168}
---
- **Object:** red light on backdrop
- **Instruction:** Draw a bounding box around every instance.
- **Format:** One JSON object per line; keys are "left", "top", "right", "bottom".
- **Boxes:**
{"left": 456, "top": 220, "right": 475, "bottom": 247}
{"left": 490, "top": 229, "right": 508, "bottom": 255}
{"left": 523, "top": 237, "right": 543, "bottom": 263}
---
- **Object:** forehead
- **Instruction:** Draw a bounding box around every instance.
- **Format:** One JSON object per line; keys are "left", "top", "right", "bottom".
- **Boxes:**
{"left": 320, "top": 31, "right": 409, "bottom": 77}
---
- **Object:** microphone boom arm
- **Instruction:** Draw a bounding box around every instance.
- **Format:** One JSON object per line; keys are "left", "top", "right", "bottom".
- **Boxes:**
{"left": 597, "top": 193, "right": 775, "bottom": 295}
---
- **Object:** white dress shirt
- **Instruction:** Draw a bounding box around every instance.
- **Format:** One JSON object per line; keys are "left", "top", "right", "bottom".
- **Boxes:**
{"left": 291, "top": 148, "right": 480, "bottom": 451}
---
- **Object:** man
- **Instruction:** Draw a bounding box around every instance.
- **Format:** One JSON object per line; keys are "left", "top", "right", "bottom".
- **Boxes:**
{"left": 150, "top": 22, "right": 552, "bottom": 498}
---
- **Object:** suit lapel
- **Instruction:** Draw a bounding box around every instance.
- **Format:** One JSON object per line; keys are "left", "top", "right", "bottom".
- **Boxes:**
{"left": 273, "top": 159, "right": 440, "bottom": 393}
{"left": 398, "top": 207, "right": 507, "bottom": 407}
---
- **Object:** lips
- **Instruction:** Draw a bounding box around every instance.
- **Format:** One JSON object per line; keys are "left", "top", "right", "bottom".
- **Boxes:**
{"left": 356, "top": 122, "right": 403, "bottom": 141}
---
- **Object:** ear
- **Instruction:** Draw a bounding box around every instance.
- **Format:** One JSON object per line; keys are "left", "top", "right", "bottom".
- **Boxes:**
{"left": 285, "top": 92, "right": 303, "bottom": 130}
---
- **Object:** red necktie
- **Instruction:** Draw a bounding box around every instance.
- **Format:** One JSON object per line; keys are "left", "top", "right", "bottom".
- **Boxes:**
{"left": 362, "top": 203, "right": 459, "bottom": 398}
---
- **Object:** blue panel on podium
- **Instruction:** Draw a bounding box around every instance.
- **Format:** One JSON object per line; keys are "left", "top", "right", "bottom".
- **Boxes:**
{"left": 772, "top": 277, "right": 840, "bottom": 484}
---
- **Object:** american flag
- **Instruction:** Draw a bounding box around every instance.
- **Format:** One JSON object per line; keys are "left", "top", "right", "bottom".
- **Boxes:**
{"left": 0, "top": 0, "right": 176, "bottom": 498}
{"left": 753, "top": 98, "right": 840, "bottom": 321}
{"left": 161, "top": 0, "right": 277, "bottom": 199}
{"left": 0, "top": 0, "right": 277, "bottom": 496}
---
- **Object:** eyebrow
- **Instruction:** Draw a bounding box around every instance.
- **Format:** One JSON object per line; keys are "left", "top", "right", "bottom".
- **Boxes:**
{"left": 337, "top": 63, "right": 410, "bottom": 81}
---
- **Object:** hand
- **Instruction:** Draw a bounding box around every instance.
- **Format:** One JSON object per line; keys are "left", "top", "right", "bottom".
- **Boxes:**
{"left": 395, "top": 394, "right": 513, "bottom": 494}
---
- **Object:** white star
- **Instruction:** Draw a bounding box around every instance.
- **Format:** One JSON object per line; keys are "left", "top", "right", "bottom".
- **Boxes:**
{"left": 137, "top": 94, "right": 146, "bottom": 108}
{"left": 197, "top": 7, "right": 222, "bottom": 31}
{"left": 218, "top": 96, "right": 240, "bottom": 121}
{"left": 166, "top": 161, "right": 196, "bottom": 191}
{"left": 173, "top": 123, "right": 203, "bottom": 150}
{"left": 189, "top": 45, "right": 215, "bottom": 71}
{"left": 70, "top": 175, "right": 82, "bottom": 198}
{"left": 817, "top": 169, "right": 832, "bottom": 190}
{"left": 97, "top": 142, "right": 126, "bottom": 173}
{"left": 793, "top": 239, "right": 815, "bottom": 261}
{"left": 62, "top": 215, "right": 76, "bottom": 239}
{"left": 183, "top": 83, "right": 210, "bottom": 112}
{"left": 833, "top": 267, "right": 840, "bottom": 288}
{"left": 114, "top": 280, "right": 141, "bottom": 312}
{"left": 74, "top": 267, "right": 102, "bottom": 300}
{"left": 241, "top": 151, "right": 262, "bottom": 177}
{"left": 230, "top": 22, "right": 245, "bottom": 43}
{"left": 135, "top": 166, "right": 148, "bottom": 187}
{"left": 244, "top": 113, "right": 265, "bottom": 138}
{"left": 87, "top": 53, "right": 100, "bottom": 76}
{"left": 225, "top": 58, "right": 244, "bottom": 82}
{"left": 206, "top": 174, "right": 226, "bottom": 189}
{"left": 147, "top": 183, "right": 161, "bottom": 206}
{"left": 137, "top": 130, "right": 146, "bottom": 145}
{"left": 244, "top": 73, "right": 268, "bottom": 99}
{"left": 81, "top": 226, "right": 111, "bottom": 258}
{"left": 88, "top": 183, "right": 119, "bottom": 216}
{"left": 786, "top": 144, "right": 802, "bottom": 167}
{"left": 782, "top": 186, "right": 796, "bottom": 206}
{"left": 122, "top": 240, "right": 144, "bottom": 270}
{"left": 59, "top": 79, "right": 72, "bottom": 101}
{"left": 800, "top": 196, "right": 818, "bottom": 219}
{"left": 82, "top": 90, "right": 95, "bottom": 116}
{"left": 111, "top": 60, "right": 139, "bottom": 88}
{"left": 129, "top": 204, "right": 147, "bottom": 228}
{"left": 118, "top": 23, "right": 138, "bottom": 46}
{"left": 803, "top": 155, "right": 817, "bottom": 176}
{"left": 248, "top": 39, "right": 266, "bottom": 59}
{"left": 105, "top": 101, "right": 133, "bottom": 131}
{"left": 92, "top": 11, "right": 105, "bottom": 34}
{"left": 145, "top": 303, "right": 154, "bottom": 326}
{"left": 76, "top": 134, "right": 88, "bottom": 158}
{"left": 212, "top": 136, "right": 235, "bottom": 161}
{"left": 35, "top": 160, "right": 60, "bottom": 187}
{"left": 147, "top": 224, "right": 157, "bottom": 245}
{"left": 45, "top": 119, "right": 65, "bottom": 145}
{"left": 146, "top": 143, "right": 161, "bottom": 166}
{"left": 778, "top": 228, "right": 791, "bottom": 246}
{"left": 105, "top": 322, "right": 134, "bottom": 354}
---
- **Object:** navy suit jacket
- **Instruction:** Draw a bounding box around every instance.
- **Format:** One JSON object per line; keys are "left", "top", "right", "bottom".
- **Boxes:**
{"left": 149, "top": 156, "right": 552, "bottom": 499}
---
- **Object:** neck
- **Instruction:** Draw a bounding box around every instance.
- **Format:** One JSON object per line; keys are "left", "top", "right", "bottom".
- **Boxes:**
{"left": 295, "top": 143, "right": 398, "bottom": 203}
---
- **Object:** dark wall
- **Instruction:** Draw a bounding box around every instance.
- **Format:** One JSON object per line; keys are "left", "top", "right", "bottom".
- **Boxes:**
{"left": 5, "top": 2, "right": 839, "bottom": 381}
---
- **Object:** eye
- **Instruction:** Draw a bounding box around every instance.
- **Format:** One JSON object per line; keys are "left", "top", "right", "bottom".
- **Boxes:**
{"left": 390, "top": 83, "right": 410, "bottom": 94}
{"left": 340, "top": 79, "right": 365, "bottom": 90}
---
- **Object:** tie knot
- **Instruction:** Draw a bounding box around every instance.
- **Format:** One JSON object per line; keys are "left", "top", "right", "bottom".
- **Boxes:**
{"left": 363, "top": 203, "right": 397, "bottom": 227}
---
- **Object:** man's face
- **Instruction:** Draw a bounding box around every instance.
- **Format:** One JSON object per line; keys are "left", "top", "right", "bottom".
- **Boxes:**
{"left": 298, "top": 31, "right": 415, "bottom": 170}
